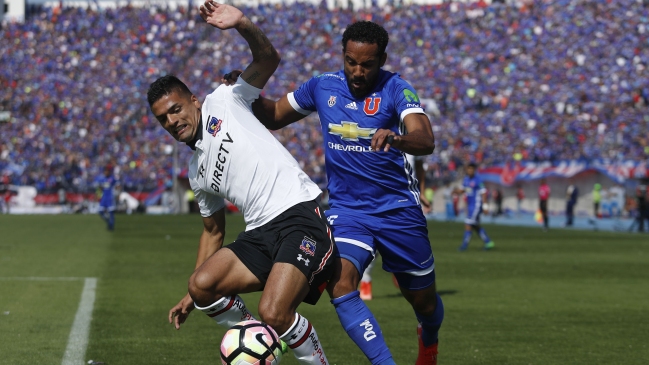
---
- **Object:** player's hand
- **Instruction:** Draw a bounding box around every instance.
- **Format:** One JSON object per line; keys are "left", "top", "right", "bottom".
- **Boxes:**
{"left": 199, "top": 1, "right": 245, "bottom": 30}
{"left": 168, "top": 293, "right": 195, "bottom": 330}
{"left": 221, "top": 70, "right": 243, "bottom": 85}
{"left": 371, "top": 129, "right": 399, "bottom": 152}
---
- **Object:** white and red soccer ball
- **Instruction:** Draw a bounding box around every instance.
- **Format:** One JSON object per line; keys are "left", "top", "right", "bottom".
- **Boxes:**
{"left": 220, "top": 320, "right": 283, "bottom": 365}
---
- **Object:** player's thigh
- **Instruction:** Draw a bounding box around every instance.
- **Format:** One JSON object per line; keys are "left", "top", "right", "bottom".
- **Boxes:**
{"left": 258, "top": 262, "right": 310, "bottom": 326}
{"left": 190, "top": 247, "right": 263, "bottom": 298}
{"left": 271, "top": 200, "right": 336, "bottom": 305}
{"left": 375, "top": 207, "right": 434, "bottom": 276}
{"left": 325, "top": 209, "right": 376, "bottom": 280}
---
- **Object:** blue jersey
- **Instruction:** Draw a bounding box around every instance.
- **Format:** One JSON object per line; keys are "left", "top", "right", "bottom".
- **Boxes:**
{"left": 97, "top": 175, "right": 117, "bottom": 208}
{"left": 463, "top": 175, "right": 486, "bottom": 212}
{"left": 291, "top": 70, "right": 426, "bottom": 213}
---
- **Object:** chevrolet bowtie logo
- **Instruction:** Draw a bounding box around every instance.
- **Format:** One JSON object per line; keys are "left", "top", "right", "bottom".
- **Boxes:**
{"left": 328, "top": 121, "right": 377, "bottom": 141}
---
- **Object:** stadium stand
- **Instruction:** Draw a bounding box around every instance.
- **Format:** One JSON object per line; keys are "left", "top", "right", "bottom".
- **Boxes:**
{"left": 1, "top": 0, "right": 648, "bottom": 196}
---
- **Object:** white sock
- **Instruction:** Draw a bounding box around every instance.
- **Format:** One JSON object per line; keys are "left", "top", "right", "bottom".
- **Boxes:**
{"left": 280, "top": 313, "right": 329, "bottom": 365}
{"left": 195, "top": 295, "right": 255, "bottom": 327}
{"left": 361, "top": 256, "right": 377, "bottom": 283}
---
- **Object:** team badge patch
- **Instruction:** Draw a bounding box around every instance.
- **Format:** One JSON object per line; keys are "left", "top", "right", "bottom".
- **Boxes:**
{"left": 300, "top": 237, "right": 317, "bottom": 256}
{"left": 363, "top": 97, "right": 381, "bottom": 115}
{"left": 207, "top": 116, "right": 223, "bottom": 137}
{"left": 328, "top": 95, "right": 337, "bottom": 107}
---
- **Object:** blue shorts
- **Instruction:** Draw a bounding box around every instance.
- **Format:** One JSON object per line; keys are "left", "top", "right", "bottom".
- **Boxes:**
{"left": 465, "top": 205, "right": 482, "bottom": 225}
{"left": 99, "top": 197, "right": 115, "bottom": 212}
{"left": 325, "top": 206, "right": 435, "bottom": 290}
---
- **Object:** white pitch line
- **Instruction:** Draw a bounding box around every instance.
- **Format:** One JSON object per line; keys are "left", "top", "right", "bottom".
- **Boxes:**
{"left": 61, "top": 277, "right": 98, "bottom": 365}
{"left": 0, "top": 277, "right": 84, "bottom": 281}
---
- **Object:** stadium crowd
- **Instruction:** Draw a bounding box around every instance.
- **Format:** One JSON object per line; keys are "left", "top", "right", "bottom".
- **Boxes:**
{"left": 1, "top": 0, "right": 649, "bottom": 193}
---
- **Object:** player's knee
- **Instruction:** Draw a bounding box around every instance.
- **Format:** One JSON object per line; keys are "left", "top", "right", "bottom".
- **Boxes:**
{"left": 188, "top": 270, "right": 218, "bottom": 305}
{"left": 258, "top": 302, "right": 293, "bottom": 335}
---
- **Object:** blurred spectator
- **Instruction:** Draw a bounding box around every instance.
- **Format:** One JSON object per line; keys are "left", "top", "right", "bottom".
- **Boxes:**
{"left": 592, "top": 183, "right": 602, "bottom": 218}
{"left": 565, "top": 182, "right": 578, "bottom": 226}
{"left": 538, "top": 178, "right": 550, "bottom": 230}
{"left": 636, "top": 179, "right": 648, "bottom": 232}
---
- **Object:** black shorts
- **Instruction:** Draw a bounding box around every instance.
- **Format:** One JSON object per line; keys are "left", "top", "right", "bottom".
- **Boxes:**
{"left": 227, "top": 200, "right": 336, "bottom": 305}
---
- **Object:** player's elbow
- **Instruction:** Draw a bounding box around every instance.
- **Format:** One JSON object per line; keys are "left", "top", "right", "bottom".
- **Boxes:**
{"left": 420, "top": 136, "right": 435, "bottom": 155}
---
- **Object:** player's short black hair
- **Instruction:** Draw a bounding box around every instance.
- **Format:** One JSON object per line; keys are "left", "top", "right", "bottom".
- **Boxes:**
{"left": 467, "top": 162, "right": 478, "bottom": 169}
{"left": 342, "top": 21, "right": 389, "bottom": 56}
{"left": 147, "top": 75, "right": 192, "bottom": 106}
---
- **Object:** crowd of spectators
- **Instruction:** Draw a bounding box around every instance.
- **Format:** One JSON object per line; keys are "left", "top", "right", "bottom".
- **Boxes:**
{"left": 1, "top": 0, "right": 649, "bottom": 193}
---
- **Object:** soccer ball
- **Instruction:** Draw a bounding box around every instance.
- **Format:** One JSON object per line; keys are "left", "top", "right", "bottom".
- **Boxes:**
{"left": 220, "top": 320, "right": 283, "bottom": 365}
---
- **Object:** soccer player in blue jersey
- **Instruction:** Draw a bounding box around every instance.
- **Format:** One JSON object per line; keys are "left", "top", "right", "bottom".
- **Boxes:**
{"left": 244, "top": 21, "right": 443, "bottom": 365}
{"left": 454, "top": 163, "right": 495, "bottom": 251}
{"left": 97, "top": 166, "right": 118, "bottom": 231}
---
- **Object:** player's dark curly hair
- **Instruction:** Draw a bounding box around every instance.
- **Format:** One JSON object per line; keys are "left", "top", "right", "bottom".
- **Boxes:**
{"left": 342, "top": 21, "right": 389, "bottom": 55}
{"left": 147, "top": 75, "right": 192, "bottom": 106}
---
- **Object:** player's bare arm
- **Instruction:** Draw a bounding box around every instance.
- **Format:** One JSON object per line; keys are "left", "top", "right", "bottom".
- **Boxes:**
{"left": 371, "top": 113, "right": 435, "bottom": 154}
{"left": 168, "top": 208, "right": 226, "bottom": 329}
{"left": 251, "top": 95, "right": 307, "bottom": 130}
{"left": 199, "top": 1, "right": 279, "bottom": 89}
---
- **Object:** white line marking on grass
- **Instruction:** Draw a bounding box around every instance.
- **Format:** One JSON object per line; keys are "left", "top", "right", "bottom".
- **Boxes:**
{"left": 0, "top": 277, "right": 84, "bottom": 281}
{"left": 61, "top": 277, "right": 98, "bottom": 365}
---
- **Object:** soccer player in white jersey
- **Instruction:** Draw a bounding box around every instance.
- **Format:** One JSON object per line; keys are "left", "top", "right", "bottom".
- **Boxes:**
{"left": 147, "top": 3, "right": 334, "bottom": 364}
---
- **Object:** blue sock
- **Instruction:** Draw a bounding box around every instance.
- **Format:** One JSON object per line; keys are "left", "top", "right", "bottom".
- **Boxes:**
{"left": 416, "top": 293, "right": 444, "bottom": 347}
{"left": 331, "top": 291, "right": 394, "bottom": 365}
{"left": 478, "top": 228, "right": 490, "bottom": 243}
{"left": 461, "top": 230, "right": 472, "bottom": 248}
{"left": 108, "top": 211, "right": 115, "bottom": 230}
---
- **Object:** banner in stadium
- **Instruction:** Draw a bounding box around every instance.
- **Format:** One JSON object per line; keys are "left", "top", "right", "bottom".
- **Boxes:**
{"left": 479, "top": 160, "right": 649, "bottom": 186}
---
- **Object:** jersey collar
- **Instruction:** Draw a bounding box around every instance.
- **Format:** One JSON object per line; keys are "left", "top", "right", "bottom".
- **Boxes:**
{"left": 186, "top": 119, "right": 203, "bottom": 151}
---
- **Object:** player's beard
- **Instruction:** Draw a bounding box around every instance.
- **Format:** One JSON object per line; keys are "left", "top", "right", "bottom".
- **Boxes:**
{"left": 346, "top": 77, "right": 369, "bottom": 98}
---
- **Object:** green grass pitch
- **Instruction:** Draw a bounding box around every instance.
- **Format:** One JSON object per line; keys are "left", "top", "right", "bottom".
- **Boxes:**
{"left": 0, "top": 214, "right": 648, "bottom": 364}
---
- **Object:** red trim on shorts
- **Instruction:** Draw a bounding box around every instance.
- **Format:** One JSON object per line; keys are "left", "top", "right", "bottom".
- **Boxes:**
{"left": 309, "top": 227, "right": 334, "bottom": 284}
{"left": 207, "top": 297, "right": 234, "bottom": 318}
{"left": 289, "top": 320, "right": 313, "bottom": 349}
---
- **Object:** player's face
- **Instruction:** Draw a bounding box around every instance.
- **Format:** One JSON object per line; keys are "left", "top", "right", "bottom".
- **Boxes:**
{"left": 343, "top": 41, "right": 387, "bottom": 98}
{"left": 151, "top": 91, "right": 201, "bottom": 143}
{"left": 466, "top": 166, "right": 475, "bottom": 177}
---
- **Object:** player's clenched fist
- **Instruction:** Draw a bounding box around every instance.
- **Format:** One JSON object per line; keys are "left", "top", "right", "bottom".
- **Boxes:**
{"left": 199, "top": 1, "right": 245, "bottom": 30}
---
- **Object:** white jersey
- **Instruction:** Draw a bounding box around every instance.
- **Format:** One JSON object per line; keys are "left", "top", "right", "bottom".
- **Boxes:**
{"left": 188, "top": 78, "right": 322, "bottom": 230}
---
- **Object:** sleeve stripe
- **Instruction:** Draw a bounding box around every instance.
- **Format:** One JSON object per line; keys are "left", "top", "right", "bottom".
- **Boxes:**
{"left": 400, "top": 108, "right": 425, "bottom": 122}
{"left": 287, "top": 92, "right": 312, "bottom": 115}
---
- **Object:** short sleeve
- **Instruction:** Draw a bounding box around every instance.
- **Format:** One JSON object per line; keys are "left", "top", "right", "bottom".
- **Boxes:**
{"left": 288, "top": 76, "right": 320, "bottom": 115}
{"left": 194, "top": 186, "right": 226, "bottom": 217}
{"left": 229, "top": 78, "right": 262, "bottom": 108}
{"left": 391, "top": 78, "right": 425, "bottom": 122}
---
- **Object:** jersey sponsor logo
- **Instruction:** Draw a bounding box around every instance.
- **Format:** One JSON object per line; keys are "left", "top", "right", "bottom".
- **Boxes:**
{"left": 328, "top": 121, "right": 376, "bottom": 141}
{"left": 300, "top": 236, "right": 317, "bottom": 256}
{"left": 328, "top": 95, "right": 337, "bottom": 107}
{"left": 345, "top": 101, "right": 358, "bottom": 110}
{"left": 403, "top": 89, "right": 420, "bottom": 103}
{"left": 209, "top": 132, "right": 233, "bottom": 193}
{"left": 327, "top": 142, "right": 372, "bottom": 152}
{"left": 207, "top": 116, "right": 223, "bottom": 137}
{"left": 363, "top": 97, "right": 381, "bottom": 115}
